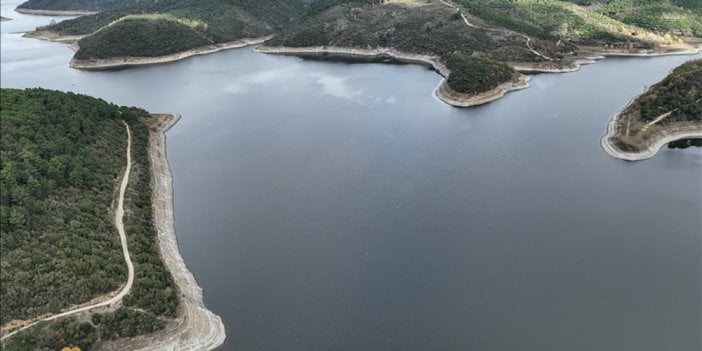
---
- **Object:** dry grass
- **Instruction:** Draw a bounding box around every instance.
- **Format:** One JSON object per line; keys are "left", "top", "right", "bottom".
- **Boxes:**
{"left": 109, "top": 14, "right": 208, "bottom": 32}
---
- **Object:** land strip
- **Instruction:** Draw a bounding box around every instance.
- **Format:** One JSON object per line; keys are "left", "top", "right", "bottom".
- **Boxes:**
{"left": 96, "top": 114, "right": 226, "bottom": 351}
{"left": 70, "top": 37, "right": 271, "bottom": 70}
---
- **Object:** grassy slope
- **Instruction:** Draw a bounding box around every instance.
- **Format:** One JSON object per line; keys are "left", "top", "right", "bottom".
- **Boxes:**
{"left": 566, "top": 0, "right": 702, "bottom": 35}
{"left": 1, "top": 89, "right": 178, "bottom": 350}
{"left": 455, "top": 0, "right": 695, "bottom": 44}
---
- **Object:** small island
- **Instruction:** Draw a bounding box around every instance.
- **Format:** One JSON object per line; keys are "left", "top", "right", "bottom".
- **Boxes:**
{"left": 0, "top": 89, "right": 224, "bottom": 350}
{"left": 601, "top": 59, "right": 702, "bottom": 161}
{"left": 17, "top": 0, "right": 702, "bottom": 107}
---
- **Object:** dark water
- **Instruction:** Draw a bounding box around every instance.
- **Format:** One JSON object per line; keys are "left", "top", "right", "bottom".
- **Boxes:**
{"left": 2, "top": 2, "right": 701, "bottom": 350}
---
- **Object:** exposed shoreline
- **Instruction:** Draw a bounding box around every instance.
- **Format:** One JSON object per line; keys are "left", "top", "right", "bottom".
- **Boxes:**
{"left": 586, "top": 45, "right": 701, "bottom": 58}
{"left": 600, "top": 107, "right": 702, "bottom": 161}
{"left": 69, "top": 37, "right": 272, "bottom": 70}
{"left": 14, "top": 8, "right": 97, "bottom": 16}
{"left": 509, "top": 45, "right": 700, "bottom": 74}
{"left": 509, "top": 55, "right": 604, "bottom": 73}
{"left": 24, "top": 27, "right": 700, "bottom": 106}
{"left": 254, "top": 45, "right": 531, "bottom": 107}
{"left": 100, "top": 113, "right": 226, "bottom": 351}
{"left": 23, "top": 30, "right": 85, "bottom": 43}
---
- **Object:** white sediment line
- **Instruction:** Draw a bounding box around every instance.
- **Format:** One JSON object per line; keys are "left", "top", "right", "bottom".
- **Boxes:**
{"left": 593, "top": 46, "right": 701, "bottom": 57}
{"left": 601, "top": 113, "right": 702, "bottom": 161}
{"left": 23, "top": 31, "right": 85, "bottom": 43}
{"left": 600, "top": 60, "right": 702, "bottom": 161}
{"left": 509, "top": 44, "right": 699, "bottom": 73}
{"left": 70, "top": 37, "right": 271, "bottom": 70}
{"left": 14, "top": 8, "right": 97, "bottom": 16}
{"left": 254, "top": 45, "right": 530, "bottom": 107}
{"left": 106, "top": 113, "right": 225, "bottom": 351}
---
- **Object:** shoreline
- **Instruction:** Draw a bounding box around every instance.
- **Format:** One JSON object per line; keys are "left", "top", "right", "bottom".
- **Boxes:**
{"left": 254, "top": 45, "right": 530, "bottom": 107}
{"left": 101, "top": 113, "right": 226, "bottom": 350}
{"left": 509, "top": 45, "right": 700, "bottom": 74}
{"left": 601, "top": 110, "right": 702, "bottom": 162}
{"left": 24, "top": 29, "right": 700, "bottom": 105}
{"left": 509, "top": 55, "right": 604, "bottom": 73}
{"left": 70, "top": 37, "right": 271, "bottom": 70}
{"left": 587, "top": 46, "right": 701, "bottom": 58}
{"left": 600, "top": 84, "right": 702, "bottom": 161}
{"left": 14, "top": 8, "right": 96, "bottom": 16}
{"left": 23, "top": 30, "right": 85, "bottom": 43}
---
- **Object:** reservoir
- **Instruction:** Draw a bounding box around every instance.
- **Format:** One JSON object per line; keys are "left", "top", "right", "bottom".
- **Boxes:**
{"left": 2, "top": 3, "right": 701, "bottom": 350}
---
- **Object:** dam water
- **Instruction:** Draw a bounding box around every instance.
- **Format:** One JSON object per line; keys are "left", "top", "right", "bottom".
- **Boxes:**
{"left": 2, "top": 2, "right": 701, "bottom": 350}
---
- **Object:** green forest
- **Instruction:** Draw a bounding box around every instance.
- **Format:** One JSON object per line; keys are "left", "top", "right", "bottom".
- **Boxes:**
{"left": 632, "top": 59, "right": 702, "bottom": 124}
{"left": 74, "top": 16, "right": 212, "bottom": 59}
{"left": 1, "top": 89, "right": 128, "bottom": 324}
{"left": 40, "top": 0, "right": 311, "bottom": 40}
{"left": 0, "top": 89, "right": 178, "bottom": 350}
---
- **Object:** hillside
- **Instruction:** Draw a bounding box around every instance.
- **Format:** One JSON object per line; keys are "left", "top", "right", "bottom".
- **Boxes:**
{"left": 0, "top": 89, "right": 178, "bottom": 350}
{"left": 265, "top": 1, "right": 536, "bottom": 95}
{"left": 603, "top": 59, "right": 702, "bottom": 158}
{"left": 20, "top": 0, "right": 702, "bottom": 99}
{"left": 39, "top": 0, "right": 309, "bottom": 40}
{"left": 566, "top": 0, "right": 702, "bottom": 36}
{"left": 74, "top": 15, "right": 213, "bottom": 59}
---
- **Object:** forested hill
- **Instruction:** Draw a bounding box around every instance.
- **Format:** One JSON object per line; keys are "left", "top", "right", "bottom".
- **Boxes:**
{"left": 1, "top": 89, "right": 178, "bottom": 350}
{"left": 20, "top": 0, "right": 702, "bottom": 97}
{"left": 1, "top": 89, "right": 128, "bottom": 326}
{"left": 37, "top": 0, "right": 311, "bottom": 39}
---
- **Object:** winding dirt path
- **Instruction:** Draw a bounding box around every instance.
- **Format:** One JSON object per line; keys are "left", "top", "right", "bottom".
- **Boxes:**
{"left": 0, "top": 121, "right": 135, "bottom": 342}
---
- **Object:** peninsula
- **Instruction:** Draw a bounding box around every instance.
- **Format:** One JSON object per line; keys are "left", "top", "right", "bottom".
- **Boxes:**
{"left": 0, "top": 89, "right": 224, "bottom": 351}
{"left": 601, "top": 59, "right": 702, "bottom": 161}
{"left": 17, "top": 0, "right": 702, "bottom": 107}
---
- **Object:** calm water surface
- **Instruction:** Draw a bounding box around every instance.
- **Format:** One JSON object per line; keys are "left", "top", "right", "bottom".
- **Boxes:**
{"left": 2, "top": 2, "right": 701, "bottom": 350}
